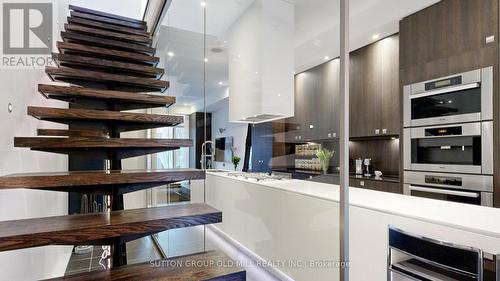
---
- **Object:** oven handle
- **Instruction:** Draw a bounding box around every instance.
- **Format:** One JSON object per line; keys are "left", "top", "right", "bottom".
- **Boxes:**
{"left": 408, "top": 185, "right": 480, "bottom": 198}
{"left": 409, "top": 82, "right": 480, "bottom": 99}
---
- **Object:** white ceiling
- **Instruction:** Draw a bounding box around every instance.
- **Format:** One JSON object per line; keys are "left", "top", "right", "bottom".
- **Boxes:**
{"left": 156, "top": 0, "right": 440, "bottom": 111}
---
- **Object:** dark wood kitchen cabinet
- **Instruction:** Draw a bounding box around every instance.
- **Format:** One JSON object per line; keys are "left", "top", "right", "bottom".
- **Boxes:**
{"left": 349, "top": 34, "right": 400, "bottom": 138}
{"left": 288, "top": 60, "right": 340, "bottom": 142}
{"left": 399, "top": 0, "right": 498, "bottom": 85}
{"left": 286, "top": 72, "right": 308, "bottom": 143}
{"left": 350, "top": 178, "right": 402, "bottom": 194}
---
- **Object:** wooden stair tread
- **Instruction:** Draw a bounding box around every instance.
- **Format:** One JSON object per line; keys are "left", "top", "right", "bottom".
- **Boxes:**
{"left": 0, "top": 203, "right": 221, "bottom": 252}
{"left": 46, "top": 67, "right": 169, "bottom": 92}
{"left": 0, "top": 169, "right": 205, "bottom": 190}
{"left": 67, "top": 16, "right": 150, "bottom": 37}
{"left": 14, "top": 137, "right": 192, "bottom": 148}
{"left": 70, "top": 11, "right": 147, "bottom": 31}
{"left": 38, "top": 85, "right": 175, "bottom": 110}
{"left": 61, "top": 31, "right": 155, "bottom": 55}
{"left": 65, "top": 23, "right": 151, "bottom": 45}
{"left": 46, "top": 250, "right": 246, "bottom": 281}
{"left": 57, "top": 42, "right": 159, "bottom": 64}
{"left": 69, "top": 5, "right": 147, "bottom": 27}
{"left": 53, "top": 53, "right": 163, "bottom": 78}
{"left": 28, "top": 106, "right": 183, "bottom": 130}
{"left": 14, "top": 137, "right": 192, "bottom": 159}
{"left": 37, "top": 128, "right": 108, "bottom": 138}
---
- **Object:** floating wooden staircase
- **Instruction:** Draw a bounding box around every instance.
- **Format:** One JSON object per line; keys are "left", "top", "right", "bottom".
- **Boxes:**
{"left": 0, "top": 5, "right": 243, "bottom": 280}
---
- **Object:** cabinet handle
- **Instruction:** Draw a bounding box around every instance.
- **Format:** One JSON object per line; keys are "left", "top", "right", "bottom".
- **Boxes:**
{"left": 375, "top": 129, "right": 380, "bottom": 135}
{"left": 382, "top": 128, "right": 387, "bottom": 134}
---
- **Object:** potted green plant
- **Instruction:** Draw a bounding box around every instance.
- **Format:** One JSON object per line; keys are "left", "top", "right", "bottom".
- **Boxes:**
{"left": 316, "top": 148, "right": 335, "bottom": 174}
{"left": 232, "top": 155, "right": 241, "bottom": 171}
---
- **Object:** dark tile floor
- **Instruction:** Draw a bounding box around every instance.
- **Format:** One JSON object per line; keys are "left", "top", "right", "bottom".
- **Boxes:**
{"left": 64, "top": 237, "right": 162, "bottom": 276}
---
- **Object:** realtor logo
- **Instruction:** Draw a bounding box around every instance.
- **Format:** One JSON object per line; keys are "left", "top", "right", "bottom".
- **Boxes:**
{"left": 2, "top": 2, "right": 52, "bottom": 54}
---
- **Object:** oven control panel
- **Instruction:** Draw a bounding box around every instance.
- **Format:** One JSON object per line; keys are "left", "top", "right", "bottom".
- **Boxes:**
{"left": 425, "top": 175, "right": 462, "bottom": 186}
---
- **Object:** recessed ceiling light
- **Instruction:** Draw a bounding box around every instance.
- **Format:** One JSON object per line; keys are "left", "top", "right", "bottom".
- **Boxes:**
{"left": 200, "top": 1, "right": 206, "bottom": 7}
{"left": 218, "top": 81, "right": 223, "bottom": 86}
{"left": 204, "top": 58, "right": 208, "bottom": 62}
{"left": 372, "top": 34, "right": 380, "bottom": 40}
{"left": 255, "top": 71, "right": 259, "bottom": 75}
{"left": 324, "top": 56, "right": 330, "bottom": 60}
{"left": 167, "top": 51, "right": 174, "bottom": 57}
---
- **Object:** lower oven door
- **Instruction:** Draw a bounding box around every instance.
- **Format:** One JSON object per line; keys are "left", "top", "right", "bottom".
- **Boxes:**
{"left": 404, "top": 184, "right": 493, "bottom": 206}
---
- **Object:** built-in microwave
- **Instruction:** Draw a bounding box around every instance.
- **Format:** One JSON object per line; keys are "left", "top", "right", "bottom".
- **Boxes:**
{"left": 403, "top": 67, "right": 493, "bottom": 128}
{"left": 403, "top": 121, "right": 493, "bottom": 175}
{"left": 403, "top": 171, "right": 493, "bottom": 207}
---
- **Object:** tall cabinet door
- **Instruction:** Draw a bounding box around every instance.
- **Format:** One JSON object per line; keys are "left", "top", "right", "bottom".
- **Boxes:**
{"left": 320, "top": 59, "right": 340, "bottom": 140}
{"left": 287, "top": 75, "right": 306, "bottom": 143}
{"left": 350, "top": 46, "right": 382, "bottom": 138}
{"left": 303, "top": 66, "right": 321, "bottom": 141}
{"left": 380, "top": 35, "right": 400, "bottom": 136}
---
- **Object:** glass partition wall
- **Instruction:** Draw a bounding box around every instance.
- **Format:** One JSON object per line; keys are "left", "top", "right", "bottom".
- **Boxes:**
{"left": 202, "top": 0, "right": 344, "bottom": 280}
{"left": 142, "top": 0, "right": 209, "bottom": 259}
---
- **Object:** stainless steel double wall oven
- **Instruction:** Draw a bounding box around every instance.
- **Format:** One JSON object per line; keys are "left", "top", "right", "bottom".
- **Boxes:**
{"left": 403, "top": 67, "right": 494, "bottom": 206}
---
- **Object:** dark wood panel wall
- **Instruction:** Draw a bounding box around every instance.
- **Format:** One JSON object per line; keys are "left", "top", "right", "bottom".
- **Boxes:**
{"left": 349, "top": 139, "right": 400, "bottom": 176}
{"left": 399, "top": 0, "right": 500, "bottom": 205}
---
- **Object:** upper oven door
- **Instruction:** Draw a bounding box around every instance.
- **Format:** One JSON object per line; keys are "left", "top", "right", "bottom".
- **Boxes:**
{"left": 403, "top": 67, "right": 493, "bottom": 128}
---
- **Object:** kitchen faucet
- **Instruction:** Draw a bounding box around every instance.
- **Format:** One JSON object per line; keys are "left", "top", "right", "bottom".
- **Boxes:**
{"left": 201, "top": 140, "right": 215, "bottom": 170}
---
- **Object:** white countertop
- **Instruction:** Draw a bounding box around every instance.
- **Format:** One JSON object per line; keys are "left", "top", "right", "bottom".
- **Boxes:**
{"left": 207, "top": 171, "right": 500, "bottom": 239}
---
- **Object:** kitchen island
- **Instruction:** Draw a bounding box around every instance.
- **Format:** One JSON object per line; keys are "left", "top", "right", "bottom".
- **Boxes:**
{"left": 205, "top": 171, "right": 500, "bottom": 281}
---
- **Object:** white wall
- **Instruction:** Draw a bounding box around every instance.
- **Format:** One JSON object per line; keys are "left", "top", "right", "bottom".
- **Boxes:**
{"left": 211, "top": 105, "right": 248, "bottom": 171}
{"left": 68, "top": 0, "right": 144, "bottom": 19}
{"left": 0, "top": 1, "right": 73, "bottom": 280}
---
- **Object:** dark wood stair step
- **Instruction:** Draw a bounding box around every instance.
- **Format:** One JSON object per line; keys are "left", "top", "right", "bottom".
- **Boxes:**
{"left": 61, "top": 31, "right": 155, "bottom": 55}
{"left": 38, "top": 85, "right": 175, "bottom": 111}
{"left": 46, "top": 67, "right": 169, "bottom": 92}
{"left": 67, "top": 16, "right": 150, "bottom": 37}
{"left": 37, "top": 128, "right": 108, "bottom": 138}
{"left": 0, "top": 169, "right": 205, "bottom": 194}
{"left": 27, "top": 106, "right": 183, "bottom": 132}
{"left": 57, "top": 41, "right": 159, "bottom": 65}
{"left": 53, "top": 53, "right": 164, "bottom": 78}
{"left": 69, "top": 5, "right": 147, "bottom": 27}
{"left": 0, "top": 203, "right": 221, "bottom": 252}
{"left": 70, "top": 11, "right": 147, "bottom": 31}
{"left": 46, "top": 250, "right": 246, "bottom": 281}
{"left": 14, "top": 137, "right": 193, "bottom": 159}
{"left": 65, "top": 23, "right": 152, "bottom": 45}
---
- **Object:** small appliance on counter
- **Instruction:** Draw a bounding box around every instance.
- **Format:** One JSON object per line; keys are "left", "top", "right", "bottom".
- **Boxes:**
{"left": 388, "top": 227, "right": 498, "bottom": 281}
{"left": 355, "top": 158, "right": 363, "bottom": 175}
{"left": 363, "top": 158, "right": 372, "bottom": 177}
